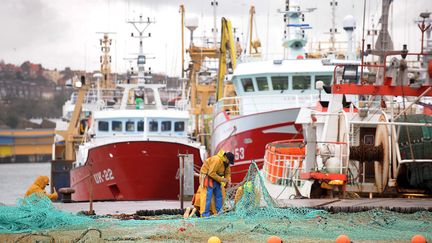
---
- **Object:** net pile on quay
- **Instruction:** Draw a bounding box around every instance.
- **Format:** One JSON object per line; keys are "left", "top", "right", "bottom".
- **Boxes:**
{"left": 0, "top": 163, "right": 431, "bottom": 242}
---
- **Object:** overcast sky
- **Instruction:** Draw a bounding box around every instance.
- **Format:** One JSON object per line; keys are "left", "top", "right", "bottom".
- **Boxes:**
{"left": 0, "top": 0, "right": 430, "bottom": 77}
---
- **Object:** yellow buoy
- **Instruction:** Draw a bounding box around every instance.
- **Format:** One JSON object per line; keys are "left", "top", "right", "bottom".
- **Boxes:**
{"left": 244, "top": 181, "right": 253, "bottom": 192}
{"left": 208, "top": 236, "right": 221, "bottom": 243}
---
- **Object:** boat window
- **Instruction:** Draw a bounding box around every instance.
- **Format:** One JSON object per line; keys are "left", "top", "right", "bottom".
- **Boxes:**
{"left": 161, "top": 121, "right": 172, "bottom": 132}
{"left": 256, "top": 77, "right": 269, "bottom": 91}
{"left": 149, "top": 120, "right": 158, "bottom": 132}
{"left": 271, "top": 76, "right": 288, "bottom": 90}
{"left": 174, "top": 121, "right": 185, "bottom": 132}
{"left": 241, "top": 78, "right": 254, "bottom": 92}
{"left": 293, "top": 75, "right": 311, "bottom": 90}
{"left": 315, "top": 75, "right": 332, "bottom": 86}
{"left": 112, "top": 121, "right": 123, "bottom": 132}
{"left": 98, "top": 121, "right": 109, "bottom": 132}
{"left": 126, "top": 121, "right": 135, "bottom": 132}
{"left": 137, "top": 120, "right": 144, "bottom": 132}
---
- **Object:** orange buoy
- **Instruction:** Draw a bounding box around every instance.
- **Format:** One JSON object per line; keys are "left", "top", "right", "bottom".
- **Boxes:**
{"left": 267, "top": 235, "right": 282, "bottom": 243}
{"left": 411, "top": 234, "right": 427, "bottom": 243}
{"left": 336, "top": 234, "right": 351, "bottom": 243}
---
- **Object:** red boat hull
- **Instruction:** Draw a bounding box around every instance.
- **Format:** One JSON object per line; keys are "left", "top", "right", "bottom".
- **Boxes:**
{"left": 215, "top": 122, "right": 302, "bottom": 183}
{"left": 212, "top": 108, "right": 303, "bottom": 184}
{"left": 71, "top": 141, "right": 202, "bottom": 201}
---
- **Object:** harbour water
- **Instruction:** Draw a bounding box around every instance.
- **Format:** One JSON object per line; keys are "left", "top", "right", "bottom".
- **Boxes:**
{"left": 0, "top": 162, "right": 50, "bottom": 205}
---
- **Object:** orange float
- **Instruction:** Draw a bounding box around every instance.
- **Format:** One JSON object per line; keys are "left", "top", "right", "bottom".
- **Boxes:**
{"left": 267, "top": 235, "right": 283, "bottom": 243}
{"left": 335, "top": 234, "right": 351, "bottom": 243}
{"left": 411, "top": 234, "right": 427, "bottom": 243}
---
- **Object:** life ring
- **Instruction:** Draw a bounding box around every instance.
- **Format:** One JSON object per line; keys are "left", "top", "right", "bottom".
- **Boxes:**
{"left": 374, "top": 115, "right": 390, "bottom": 193}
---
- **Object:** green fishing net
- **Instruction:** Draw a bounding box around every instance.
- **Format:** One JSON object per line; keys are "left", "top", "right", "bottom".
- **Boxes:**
{"left": 0, "top": 193, "right": 93, "bottom": 234}
{"left": 0, "top": 163, "right": 431, "bottom": 242}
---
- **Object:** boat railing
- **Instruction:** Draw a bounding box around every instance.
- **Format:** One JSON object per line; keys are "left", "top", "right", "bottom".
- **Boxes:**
{"left": 101, "top": 102, "right": 188, "bottom": 111}
{"left": 352, "top": 99, "right": 426, "bottom": 116}
{"left": 214, "top": 93, "right": 319, "bottom": 119}
{"left": 70, "top": 88, "right": 122, "bottom": 105}
{"left": 263, "top": 139, "right": 349, "bottom": 186}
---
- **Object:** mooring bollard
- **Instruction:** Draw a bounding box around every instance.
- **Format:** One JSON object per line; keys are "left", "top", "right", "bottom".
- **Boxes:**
{"left": 58, "top": 187, "right": 75, "bottom": 203}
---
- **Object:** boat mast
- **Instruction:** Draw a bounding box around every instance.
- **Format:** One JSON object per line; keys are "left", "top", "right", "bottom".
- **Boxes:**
{"left": 180, "top": 5, "right": 185, "bottom": 78}
{"left": 374, "top": 0, "right": 394, "bottom": 62}
{"left": 249, "top": 6, "right": 255, "bottom": 55}
{"left": 329, "top": 0, "right": 338, "bottom": 53}
{"left": 127, "top": 15, "right": 155, "bottom": 85}
{"left": 211, "top": 1, "right": 218, "bottom": 48}
{"left": 97, "top": 32, "right": 114, "bottom": 88}
{"left": 280, "top": 0, "right": 313, "bottom": 59}
{"left": 366, "top": 15, "right": 379, "bottom": 63}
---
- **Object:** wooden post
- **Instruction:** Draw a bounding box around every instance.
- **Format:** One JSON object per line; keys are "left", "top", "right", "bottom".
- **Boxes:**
{"left": 178, "top": 154, "right": 185, "bottom": 210}
{"left": 88, "top": 161, "right": 94, "bottom": 214}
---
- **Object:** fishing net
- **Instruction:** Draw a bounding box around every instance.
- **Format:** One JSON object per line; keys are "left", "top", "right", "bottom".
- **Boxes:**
{"left": 1, "top": 163, "right": 431, "bottom": 242}
{"left": 0, "top": 193, "right": 94, "bottom": 234}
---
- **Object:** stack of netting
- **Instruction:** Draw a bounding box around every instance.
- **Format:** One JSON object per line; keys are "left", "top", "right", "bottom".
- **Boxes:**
{"left": 0, "top": 193, "right": 93, "bottom": 234}
{"left": 149, "top": 162, "right": 431, "bottom": 242}
{"left": 0, "top": 163, "right": 431, "bottom": 242}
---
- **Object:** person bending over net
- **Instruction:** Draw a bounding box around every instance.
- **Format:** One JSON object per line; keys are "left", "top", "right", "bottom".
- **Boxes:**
{"left": 198, "top": 150, "right": 234, "bottom": 217}
{"left": 25, "top": 175, "right": 58, "bottom": 201}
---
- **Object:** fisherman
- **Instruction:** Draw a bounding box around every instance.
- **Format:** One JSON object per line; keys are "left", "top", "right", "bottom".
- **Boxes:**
{"left": 199, "top": 150, "right": 234, "bottom": 217}
{"left": 25, "top": 175, "right": 58, "bottom": 201}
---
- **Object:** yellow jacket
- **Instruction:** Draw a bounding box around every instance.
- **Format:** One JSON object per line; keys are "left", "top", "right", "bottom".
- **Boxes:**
{"left": 200, "top": 152, "right": 231, "bottom": 183}
{"left": 25, "top": 176, "right": 58, "bottom": 201}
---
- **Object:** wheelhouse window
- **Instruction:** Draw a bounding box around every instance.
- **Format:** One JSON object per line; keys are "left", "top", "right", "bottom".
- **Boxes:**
{"left": 149, "top": 120, "right": 158, "bottom": 132}
{"left": 315, "top": 75, "right": 333, "bottom": 86}
{"left": 112, "top": 121, "right": 122, "bottom": 131}
{"left": 241, "top": 78, "right": 254, "bottom": 92}
{"left": 161, "top": 121, "right": 172, "bottom": 132}
{"left": 271, "top": 76, "right": 288, "bottom": 90}
{"left": 126, "top": 121, "right": 135, "bottom": 132}
{"left": 174, "top": 121, "right": 185, "bottom": 132}
{"left": 256, "top": 77, "right": 269, "bottom": 91}
{"left": 98, "top": 121, "right": 109, "bottom": 132}
{"left": 137, "top": 120, "right": 144, "bottom": 132}
{"left": 293, "top": 75, "right": 311, "bottom": 90}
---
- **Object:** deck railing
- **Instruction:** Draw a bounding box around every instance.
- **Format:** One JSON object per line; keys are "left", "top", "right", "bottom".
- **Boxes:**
{"left": 214, "top": 94, "right": 319, "bottom": 118}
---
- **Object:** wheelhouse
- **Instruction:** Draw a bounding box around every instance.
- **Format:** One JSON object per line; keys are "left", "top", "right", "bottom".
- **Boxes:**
{"left": 93, "top": 110, "right": 188, "bottom": 138}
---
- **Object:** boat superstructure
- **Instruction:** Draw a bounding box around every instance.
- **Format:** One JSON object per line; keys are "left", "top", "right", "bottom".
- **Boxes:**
{"left": 261, "top": 8, "right": 432, "bottom": 199}
{"left": 212, "top": 59, "right": 335, "bottom": 183}
{"left": 211, "top": 0, "right": 342, "bottom": 184}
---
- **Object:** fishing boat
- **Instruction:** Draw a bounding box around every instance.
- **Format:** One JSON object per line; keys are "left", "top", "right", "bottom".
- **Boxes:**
{"left": 261, "top": 6, "right": 432, "bottom": 199}
{"left": 211, "top": 0, "right": 337, "bottom": 184}
{"left": 70, "top": 17, "right": 205, "bottom": 201}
